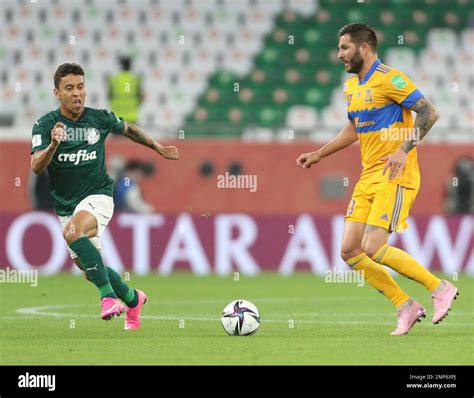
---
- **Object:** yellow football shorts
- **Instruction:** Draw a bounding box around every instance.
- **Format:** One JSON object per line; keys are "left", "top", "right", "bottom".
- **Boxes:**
{"left": 345, "top": 179, "right": 418, "bottom": 232}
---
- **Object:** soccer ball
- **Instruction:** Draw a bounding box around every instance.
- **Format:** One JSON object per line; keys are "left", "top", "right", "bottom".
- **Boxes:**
{"left": 221, "top": 299, "right": 260, "bottom": 336}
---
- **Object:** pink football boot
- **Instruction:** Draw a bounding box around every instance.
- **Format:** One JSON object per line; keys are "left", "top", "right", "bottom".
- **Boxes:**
{"left": 432, "top": 280, "right": 459, "bottom": 324}
{"left": 391, "top": 299, "right": 426, "bottom": 336}
{"left": 125, "top": 290, "right": 148, "bottom": 330}
{"left": 101, "top": 297, "right": 125, "bottom": 320}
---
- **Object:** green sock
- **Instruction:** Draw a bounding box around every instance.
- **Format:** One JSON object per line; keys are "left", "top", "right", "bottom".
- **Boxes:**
{"left": 69, "top": 237, "right": 116, "bottom": 299}
{"left": 106, "top": 266, "right": 138, "bottom": 307}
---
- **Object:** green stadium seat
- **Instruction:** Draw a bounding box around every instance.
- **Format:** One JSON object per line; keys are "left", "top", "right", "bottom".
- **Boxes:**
{"left": 184, "top": 1, "right": 472, "bottom": 136}
{"left": 304, "top": 88, "right": 330, "bottom": 108}
{"left": 312, "top": 9, "right": 345, "bottom": 28}
{"left": 209, "top": 71, "right": 238, "bottom": 88}
{"left": 346, "top": 8, "right": 365, "bottom": 24}
{"left": 284, "top": 68, "right": 302, "bottom": 85}
{"left": 303, "top": 29, "right": 323, "bottom": 46}
{"left": 258, "top": 105, "right": 286, "bottom": 127}
{"left": 256, "top": 46, "right": 281, "bottom": 68}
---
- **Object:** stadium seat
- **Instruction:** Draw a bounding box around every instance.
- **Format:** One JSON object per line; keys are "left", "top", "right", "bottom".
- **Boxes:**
{"left": 286, "top": 105, "right": 319, "bottom": 132}
{"left": 242, "top": 126, "right": 275, "bottom": 142}
{"left": 385, "top": 48, "right": 417, "bottom": 76}
{"left": 2, "top": 0, "right": 473, "bottom": 136}
{"left": 460, "top": 29, "right": 474, "bottom": 54}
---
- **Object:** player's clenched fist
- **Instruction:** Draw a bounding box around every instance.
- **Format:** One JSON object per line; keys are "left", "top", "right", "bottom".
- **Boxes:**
{"left": 161, "top": 145, "right": 179, "bottom": 160}
{"left": 51, "top": 122, "right": 67, "bottom": 145}
{"left": 296, "top": 151, "right": 321, "bottom": 169}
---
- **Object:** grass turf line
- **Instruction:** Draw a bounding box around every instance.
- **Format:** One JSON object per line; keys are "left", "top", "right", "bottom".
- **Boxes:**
{"left": 0, "top": 272, "right": 472, "bottom": 365}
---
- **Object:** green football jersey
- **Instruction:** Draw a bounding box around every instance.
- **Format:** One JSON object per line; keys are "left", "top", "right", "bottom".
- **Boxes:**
{"left": 31, "top": 107, "right": 125, "bottom": 216}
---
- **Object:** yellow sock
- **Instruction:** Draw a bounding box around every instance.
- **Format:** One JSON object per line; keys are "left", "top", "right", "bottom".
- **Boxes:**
{"left": 372, "top": 244, "right": 441, "bottom": 293}
{"left": 347, "top": 252, "right": 410, "bottom": 308}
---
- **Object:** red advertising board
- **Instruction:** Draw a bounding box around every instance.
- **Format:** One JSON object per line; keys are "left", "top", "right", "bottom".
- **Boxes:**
{"left": 1, "top": 212, "right": 472, "bottom": 275}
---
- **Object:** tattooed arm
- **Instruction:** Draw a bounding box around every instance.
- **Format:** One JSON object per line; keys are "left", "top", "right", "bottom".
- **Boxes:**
{"left": 401, "top": 96, "right": 440, "bottom": 153}
{"left": 123, "top": 122, "right": 179, "bottom": 160}
{"left": 382, "top": 96, "right": 439, "bottom": 179}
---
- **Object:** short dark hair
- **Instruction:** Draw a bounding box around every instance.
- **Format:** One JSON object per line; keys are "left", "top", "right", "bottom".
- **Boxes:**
{"left": 119, "top": 56, "right": 132, "bottom": 71}
{"left": 339, "top": 23, "right": 377, "bottom": 51}
{"left": 54, "top": 63, "right": 85, "bottom": 89}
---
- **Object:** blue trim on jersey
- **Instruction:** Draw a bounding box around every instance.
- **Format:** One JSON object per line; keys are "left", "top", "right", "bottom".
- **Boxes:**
{"left": 349, "top": 102, "right": 404, "bottom": 133}
{"left": 400, "top": 89, "right": 423, "bottom": 109}
{"left": 359, "top": 59, "right": 381, "bottom": 85}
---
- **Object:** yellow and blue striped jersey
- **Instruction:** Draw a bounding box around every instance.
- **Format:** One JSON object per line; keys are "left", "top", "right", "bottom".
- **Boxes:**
{"left": 344, "top": 59, "right": 423, "bottom": 189}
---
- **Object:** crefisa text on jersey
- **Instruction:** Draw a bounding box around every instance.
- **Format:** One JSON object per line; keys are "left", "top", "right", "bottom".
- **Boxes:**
{"left": 58, "top": 149, "right": 97, "bottom": 165}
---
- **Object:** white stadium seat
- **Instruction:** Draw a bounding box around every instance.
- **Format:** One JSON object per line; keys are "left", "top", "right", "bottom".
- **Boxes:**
{"left": 286, "top": 105, "right": 319, "bottom": 131}
{"left": 0, "top": 0, "right": 471, "bottom": 141}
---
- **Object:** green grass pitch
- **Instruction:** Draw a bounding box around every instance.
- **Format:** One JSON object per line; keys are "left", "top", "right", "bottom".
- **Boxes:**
{"left": 0, "top": 272, "right": 472, "bottom": 365}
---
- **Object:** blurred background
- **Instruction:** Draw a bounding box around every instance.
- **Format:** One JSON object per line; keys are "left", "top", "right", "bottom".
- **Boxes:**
{"left": 0, "top": 0, "right": 472, "bottom": 275}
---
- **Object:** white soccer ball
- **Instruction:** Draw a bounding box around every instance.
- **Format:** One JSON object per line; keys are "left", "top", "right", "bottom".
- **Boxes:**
{"left": 221, "top": 299, "right": 260, "bottom": 336}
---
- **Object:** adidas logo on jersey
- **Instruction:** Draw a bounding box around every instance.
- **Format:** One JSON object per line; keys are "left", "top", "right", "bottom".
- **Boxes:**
{"left": 58, "top": 150, "right": 97, "bottom": 165}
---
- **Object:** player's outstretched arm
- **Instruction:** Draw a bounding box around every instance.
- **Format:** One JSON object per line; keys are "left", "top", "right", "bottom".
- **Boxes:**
{"left": 296, "top": 120, "right": 357, "bottom": 168}
{"left": 123, "top": 122, "right": 179, "bottom": 160}
{"left": 31, "top": 122, "right": 67, "bottom": 175}
{"left": 382, "top": 97, "right": 439, "bottom": 179}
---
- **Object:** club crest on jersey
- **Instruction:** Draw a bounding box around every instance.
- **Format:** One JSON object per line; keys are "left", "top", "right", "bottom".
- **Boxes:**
{"left": 364, "top": 88, "right": 373, "bottom": 103}
{"left": 86, "top": 128, "right": 100, "bottom": 145}
{"left": 346, "top": 94, "right": 352, "bottom": 106}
